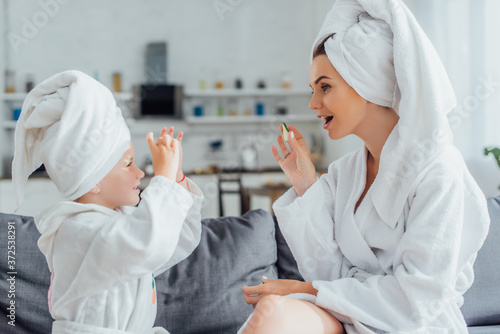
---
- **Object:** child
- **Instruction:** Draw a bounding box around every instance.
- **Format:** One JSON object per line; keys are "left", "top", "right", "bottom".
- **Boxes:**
{"left": 12, "top": 70, "right": 204, "bottom": 334}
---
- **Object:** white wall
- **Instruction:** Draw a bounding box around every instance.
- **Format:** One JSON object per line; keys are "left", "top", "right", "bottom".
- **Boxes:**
{"left": 405, "top": 0, "right": 500, "bottom": 197}
{"left": 5, "top": 0, "right": 315, "bottom": 93}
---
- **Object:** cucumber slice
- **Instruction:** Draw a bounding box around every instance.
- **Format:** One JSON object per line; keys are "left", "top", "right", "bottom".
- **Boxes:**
{"left": 281, "top": 123, "right": 289, "bottom": 142}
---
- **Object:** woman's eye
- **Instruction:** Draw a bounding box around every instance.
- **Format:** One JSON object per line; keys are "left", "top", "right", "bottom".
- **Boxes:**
{"left": 127, "top": 162, "right": 133, "bottom": 167}
{"left": 321, "top": 84, "right": 331, "bottom": 92}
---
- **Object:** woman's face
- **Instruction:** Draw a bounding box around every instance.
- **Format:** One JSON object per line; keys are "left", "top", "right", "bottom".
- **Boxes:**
{"left": 309, "top": 54, "right": 369, "bottom": 140}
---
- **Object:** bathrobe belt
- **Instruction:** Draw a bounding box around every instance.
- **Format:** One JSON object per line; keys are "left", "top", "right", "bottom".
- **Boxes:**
{"left": 52, "top": 320, "right": 169, "bottom": 334}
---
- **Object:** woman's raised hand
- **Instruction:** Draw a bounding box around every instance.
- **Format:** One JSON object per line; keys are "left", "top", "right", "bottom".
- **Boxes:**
{"left": 272, "top": 125, "right": 317, "bottom": 197}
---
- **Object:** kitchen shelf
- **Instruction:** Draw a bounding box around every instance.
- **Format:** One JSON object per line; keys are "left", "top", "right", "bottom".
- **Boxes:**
{"left": 0, "top": 93, "right": 27, "bottom": 101}
{"left": 185, "top": 114, "right": 317, "bottom": 124}
{"left": 2, "top": 120, "right": 17, "bottom": 129}
{"left": 0, "top": 92, "right": 133, "bottom": 102}
{"left": 184, "top": 88, "right": 311, "bottom": 97}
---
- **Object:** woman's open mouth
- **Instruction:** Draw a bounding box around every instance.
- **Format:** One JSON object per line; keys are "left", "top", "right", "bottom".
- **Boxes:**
{"left": 319, "top": 115, "right": 334, "bottom": 129}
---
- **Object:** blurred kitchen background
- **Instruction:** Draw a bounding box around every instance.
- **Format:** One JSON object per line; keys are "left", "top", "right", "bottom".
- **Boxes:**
{"left": 1, "top": 0, "right": 499, "bottom": 218}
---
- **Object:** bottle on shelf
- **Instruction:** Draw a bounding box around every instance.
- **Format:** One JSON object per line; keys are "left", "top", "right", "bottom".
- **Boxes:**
{"left": 199, "top": 67, "right": 207, "bottom": 90}
{"left": 216, "top": 98, "right": 224, "bottom": 116}
{"left": 5, "top": 70, "right": 15, "bottom": 93}
{"left": 25, "top": 74, "right": 35, "bottom": 92}
{"left": 112, "top": 72, "right": 122, "bottom": 92}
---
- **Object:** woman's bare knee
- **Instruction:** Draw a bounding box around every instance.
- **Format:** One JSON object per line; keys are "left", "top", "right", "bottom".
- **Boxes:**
{"left": 243, "top": 295, "right": 287, "bottom": 334}
{"left": 242, "top": 295, "right": 344, "bottom": 334}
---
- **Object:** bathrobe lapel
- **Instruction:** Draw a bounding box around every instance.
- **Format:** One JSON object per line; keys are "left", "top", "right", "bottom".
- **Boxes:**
{"left": 334, "top": 147, "right": 383, "bottom": 274}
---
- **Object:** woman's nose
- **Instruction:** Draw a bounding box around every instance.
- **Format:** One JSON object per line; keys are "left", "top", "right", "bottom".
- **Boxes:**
{"left": 309, "top": 93, "right": 322, "bottom": 110}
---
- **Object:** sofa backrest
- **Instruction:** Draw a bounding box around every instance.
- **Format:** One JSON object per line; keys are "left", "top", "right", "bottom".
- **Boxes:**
{"left": 154, "top": 209, "right": 280, "bottom": 334}
{"left": 0, "top": 213, "right": 52, "bottom": 333}
{"left": 461, "top": 197, "right": 500, "bottom": 326}
{"left": 1, "top": 197, "right": 498, "bottom": 333}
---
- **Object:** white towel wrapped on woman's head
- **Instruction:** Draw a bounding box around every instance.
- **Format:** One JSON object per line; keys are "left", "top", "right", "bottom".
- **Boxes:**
{"left": 311, "top": 0, "right": 458, "bottom": 225}
{"left": 12, "top": 70, "right": 130, "bottom": 211}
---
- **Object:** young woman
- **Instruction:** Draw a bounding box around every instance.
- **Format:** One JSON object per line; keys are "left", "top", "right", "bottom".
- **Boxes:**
{"left": 240, "top": 0, "right": 490, "bottom": 333}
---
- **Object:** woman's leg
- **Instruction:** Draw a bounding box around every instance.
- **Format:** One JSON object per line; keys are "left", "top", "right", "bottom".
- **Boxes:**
{"left": 242, "top": 295, "right": 345, "bottom": 334}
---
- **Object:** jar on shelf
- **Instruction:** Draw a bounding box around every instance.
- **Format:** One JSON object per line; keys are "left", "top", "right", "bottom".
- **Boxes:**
{"left": 281, "top": 71, "right": 292, "bottom": 89}
{"left": 228, "top": 98, "right": 238, "bottom": 116}
{"left": 255, "top": 101, "right": 265, "bottom": 116}
{"left": 192, "top": 98, "right": 204, "bottom": 117}
{"left": 275, "top": 98, "right": 288, "bottom": 115}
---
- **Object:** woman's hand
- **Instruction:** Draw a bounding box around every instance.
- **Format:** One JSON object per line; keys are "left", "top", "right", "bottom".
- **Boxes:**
{"left": 146, "top": 129, "right": 179, "bottom": 181}
{"left": 272, "top": 125, "right": 317, "bottom": 196}
{"left": 242, "top": 278, "right": 317, "bottom": 308}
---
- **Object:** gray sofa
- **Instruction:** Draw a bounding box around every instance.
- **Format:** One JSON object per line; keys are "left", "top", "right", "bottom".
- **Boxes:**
{"left": 0, "top": 199, "right": 499, "bottom": 333}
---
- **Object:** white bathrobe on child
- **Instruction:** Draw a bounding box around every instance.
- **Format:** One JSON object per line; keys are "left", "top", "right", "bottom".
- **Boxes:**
{"left": 11, "top": 70, "right": 204, "bottom": 334}
{"left": 36, "top": 176, "right": 203, "bottom": 334}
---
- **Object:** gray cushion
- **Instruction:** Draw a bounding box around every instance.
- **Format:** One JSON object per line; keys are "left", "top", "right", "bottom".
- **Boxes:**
{"left": 461, "top": 197, "right": 500, "bottom": 326}
{"left": 467, "top": 325, "right": 500, "bottom": 334}
{"left": 154, "top": 209, "right": 278, "bottom": 334}
{"left": 0, "top": 213, "right": 52, "bottom": 334}
{"left": 274, "top": 216, "right": 303, "bottom": 281}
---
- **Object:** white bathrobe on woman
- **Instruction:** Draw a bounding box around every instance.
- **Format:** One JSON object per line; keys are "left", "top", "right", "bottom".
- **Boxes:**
{"left": 265, "top": 0, "right": 491, "bottom": 331}
{"left": 273, "top": 123, "right": 489, "bottom": 333}
{"left": 36, "top": 176, "right": 204, "bottom": 334}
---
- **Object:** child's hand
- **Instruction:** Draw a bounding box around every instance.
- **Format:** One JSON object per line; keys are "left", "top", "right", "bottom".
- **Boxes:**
{"left": 162, "top": 126, "right": 184, "bottom": 182}
{"left": 146, "top": 130, "right": 179, "bottom": 181}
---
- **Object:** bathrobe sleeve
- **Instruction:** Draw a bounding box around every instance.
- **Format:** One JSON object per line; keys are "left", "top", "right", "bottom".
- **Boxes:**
{"left": 273, "top": 169, "right": 345, "bottom": 282}
{"left": 72, "top": 176, "right": 197, "bottom": 294}
{"left": 311, "top": 169, "right": 489, "bottom": 332}
{"left": 153, "top": 177, "right": 204, "bottom": 277}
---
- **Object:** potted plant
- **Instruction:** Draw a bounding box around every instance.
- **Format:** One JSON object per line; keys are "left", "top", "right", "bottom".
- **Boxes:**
{"left": 484, "top": 147, "right": 500, "bottom": 190}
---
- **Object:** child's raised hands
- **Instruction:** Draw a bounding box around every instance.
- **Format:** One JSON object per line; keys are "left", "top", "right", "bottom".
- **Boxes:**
{"left": 164, "top": 126, "right": 184, "bottom": 182}
{"left": 147, "top": 128, "right": 180, "bottom": 181}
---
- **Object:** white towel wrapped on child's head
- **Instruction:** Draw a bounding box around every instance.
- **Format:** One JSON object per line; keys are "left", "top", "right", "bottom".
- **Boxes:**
{"left": 12, "top": 70, "right": 130, "bottom": 211}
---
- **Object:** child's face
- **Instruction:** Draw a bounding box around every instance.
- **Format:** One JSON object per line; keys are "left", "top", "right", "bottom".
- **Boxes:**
{"left": 98, "top": 142, "right": 145, "bottom": 209}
